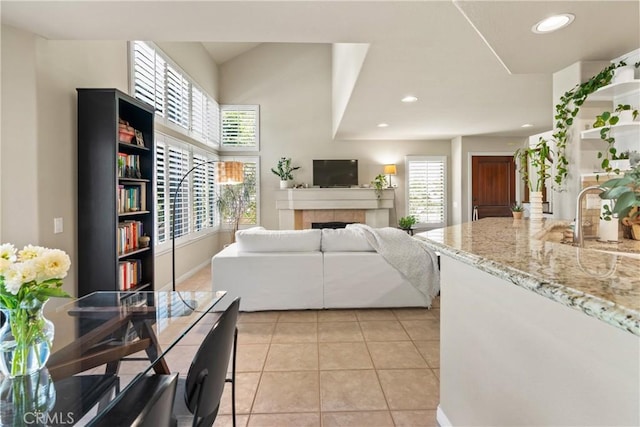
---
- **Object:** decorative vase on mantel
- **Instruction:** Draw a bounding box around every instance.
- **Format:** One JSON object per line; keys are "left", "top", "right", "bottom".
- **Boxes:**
{"left": 0, "top": 299, "right": 54, "bottom": 378}
{"left": 280, "top": 180, "right": 292, "bottom": 189}
{"left": 529, "top": 191, "right": 544, "bottom": 221}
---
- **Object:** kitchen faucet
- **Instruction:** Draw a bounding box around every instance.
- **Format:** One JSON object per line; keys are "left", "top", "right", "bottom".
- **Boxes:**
{"left": 574, "top": 185, "right": 605, "bottom": 247}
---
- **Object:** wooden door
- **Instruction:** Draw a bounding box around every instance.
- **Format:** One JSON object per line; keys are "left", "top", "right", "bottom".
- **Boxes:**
{"left": 471, "top": 156, "right": 516, "bottom": 219}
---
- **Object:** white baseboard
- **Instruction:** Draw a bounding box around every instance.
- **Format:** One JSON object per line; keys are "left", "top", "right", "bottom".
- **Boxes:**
{"left": 437, "top": 405, "right": 452, "bottom": 427}
{"left": 158, "top": 258, "right": 212, "bottom": 291}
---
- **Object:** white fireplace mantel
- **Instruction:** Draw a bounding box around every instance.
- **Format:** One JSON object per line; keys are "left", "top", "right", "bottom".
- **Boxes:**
{"left": 275, "top": 188, "right": 395, "bottom": 230}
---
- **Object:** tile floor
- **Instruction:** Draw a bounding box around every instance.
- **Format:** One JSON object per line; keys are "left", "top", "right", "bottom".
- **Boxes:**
{"left": 174, "top": 265, "right": 441, "bottom": 427}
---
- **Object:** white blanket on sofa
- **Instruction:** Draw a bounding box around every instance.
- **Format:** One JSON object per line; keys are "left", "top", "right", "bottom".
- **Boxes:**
{"left": 347, "top": 224, "right": 440, "bottom": 307}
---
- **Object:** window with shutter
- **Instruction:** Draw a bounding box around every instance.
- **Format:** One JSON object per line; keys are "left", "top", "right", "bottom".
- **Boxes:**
{"left": 221, "top": 105, "right": 260, "bottom": 150}
{"left": 130, "top": 41, "right": 220, "bottom": 147}
{"left": 406, "top": 156, "right": 447, "bottom": 228}
{"left": 168, "top": 143, "right": 190, "bottom": 239}
{"left": 155, "top": 138, "right": 167, "bottom": 243}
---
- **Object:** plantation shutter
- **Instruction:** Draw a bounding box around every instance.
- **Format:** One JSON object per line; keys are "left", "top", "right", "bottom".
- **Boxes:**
{"left": 191, "top": 86, "right": 206, "bottom": 141}
{"left": 155, "top": 138, "right": 167, "bottom": 243}
{"left": 192, "top": 154, "right": 208, "bottom": 232}
{"left": 406, "top": 157, "right": 446, "bottom": 227}
{"left": 168, "top": 144, "right": 190, "bottom": 238}
{"left": 166, "top": 64, "right": 190, "bottom": 130}
{"left": 132, "top": 41, "right": 165, "bottom": 117}
{"left": 221, "top": 105, "right": 260, "bottom": 148}
{"left": 206, "top": 98, "right": 220, "bottom": 146}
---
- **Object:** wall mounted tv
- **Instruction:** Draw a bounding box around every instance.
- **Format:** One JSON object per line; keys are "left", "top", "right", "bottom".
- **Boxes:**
{"left": 313, "top": 159, "right": 358, "bottom": 187}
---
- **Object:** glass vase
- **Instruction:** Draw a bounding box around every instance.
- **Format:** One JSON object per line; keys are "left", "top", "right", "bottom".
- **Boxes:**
{"left": 0, "top": 368, "right": 56, "bottom": 426}
{"left": 0, "top": 299, "right": 54, "bottom": 378}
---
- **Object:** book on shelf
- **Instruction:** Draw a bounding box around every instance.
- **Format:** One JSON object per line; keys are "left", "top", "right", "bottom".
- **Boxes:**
{"left": 118, "top": 152, "right": 141, "bottom": 179}
{"left": 118, "top": 258, "right": 142, "bottom": 290}
{"left": 118, "top": 220, "right": 144, "bottom": 254}
{"left": 117, "top": 184, "right": 146, "bottom": 213}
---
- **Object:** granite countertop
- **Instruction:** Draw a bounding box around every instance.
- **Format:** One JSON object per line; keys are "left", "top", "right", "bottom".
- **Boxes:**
{"left": 414, "top": 218, "right": 640, "bottom": 337}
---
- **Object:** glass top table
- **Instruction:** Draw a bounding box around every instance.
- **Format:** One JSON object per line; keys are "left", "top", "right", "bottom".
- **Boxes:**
{"left": 0, "top": 290, "right": 227, "bottom": 426}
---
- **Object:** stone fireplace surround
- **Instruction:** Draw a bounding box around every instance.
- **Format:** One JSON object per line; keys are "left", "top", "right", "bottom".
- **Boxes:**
{"left": 275, "top": 188, "right": 394, "bottom": 230}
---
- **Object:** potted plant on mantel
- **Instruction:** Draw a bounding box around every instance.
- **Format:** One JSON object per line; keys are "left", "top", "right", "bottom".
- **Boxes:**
{"left": 371, "top": 174, "right": 387, "bottom": 199}
{"left": 271, "top": 157, "right": 300, "bottom": 189}
{"left": 514, "top": 137, "right": 552, "bottom": 221}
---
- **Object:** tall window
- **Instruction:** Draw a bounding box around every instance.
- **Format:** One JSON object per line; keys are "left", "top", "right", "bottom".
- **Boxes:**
{"left": 406, "top": 156, "right": 447, "bottom": 228}
{"left": 130, "top": 41, "right": 220, "bottom": 146}
{"left": 155, "top": 133, "right": 222, "bottom": 249}
{"left": 221, "top": 105, "right": 260, "bottom": 150}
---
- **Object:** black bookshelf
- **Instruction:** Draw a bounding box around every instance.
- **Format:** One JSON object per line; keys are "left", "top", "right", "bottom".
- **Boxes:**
{"left": 77, "top": 89, "right": 155, "bottom": 296}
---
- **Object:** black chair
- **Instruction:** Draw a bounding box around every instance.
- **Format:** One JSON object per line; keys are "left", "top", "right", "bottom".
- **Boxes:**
{"left": 87, "top": 373, "right": 178, "bottom": 427}
{"left": 173, "top": 297, "right": 240, "bottom": 427}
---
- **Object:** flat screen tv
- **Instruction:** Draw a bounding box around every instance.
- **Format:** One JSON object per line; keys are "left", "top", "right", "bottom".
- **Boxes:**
{"left": 313, "top": 159, "right": 358, "bottom": 187}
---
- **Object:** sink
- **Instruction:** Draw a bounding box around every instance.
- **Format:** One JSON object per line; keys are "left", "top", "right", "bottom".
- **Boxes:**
{"left": 535, "top": 221, "right": 640, "bottom": 259}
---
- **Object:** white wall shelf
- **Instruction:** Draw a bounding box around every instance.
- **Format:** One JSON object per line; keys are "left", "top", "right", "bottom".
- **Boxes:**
{"left": 587, "top": 80, "right": 640, "bottom": 101}
{"left": 581, "top": 122, "right": 640, "bottom": 139}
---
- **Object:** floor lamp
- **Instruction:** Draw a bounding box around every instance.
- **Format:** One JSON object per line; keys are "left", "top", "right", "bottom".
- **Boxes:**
{"left": 171, "top": 160, "right": 244, "bottom": 293}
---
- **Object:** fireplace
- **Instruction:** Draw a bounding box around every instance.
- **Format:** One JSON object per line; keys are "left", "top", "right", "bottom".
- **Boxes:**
{"left": 275, "top": 188, "right": 394, "bottom": 230}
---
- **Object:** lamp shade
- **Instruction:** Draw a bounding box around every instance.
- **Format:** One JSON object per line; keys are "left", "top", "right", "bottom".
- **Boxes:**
{"left": 383, "top": 164, "right": 397, "bottom": 175}
{"left": 217, "top": 161, "right": 244, "bottom": 184}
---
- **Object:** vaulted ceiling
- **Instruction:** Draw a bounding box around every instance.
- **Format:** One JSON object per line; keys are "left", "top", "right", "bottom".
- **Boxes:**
{"left": 2, "top": 1, "right": 638, "bottom": 141}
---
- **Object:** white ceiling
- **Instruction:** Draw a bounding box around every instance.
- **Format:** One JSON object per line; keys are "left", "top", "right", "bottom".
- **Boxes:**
{"left": 1, "top": 0, "right": 638, "bottom": 141}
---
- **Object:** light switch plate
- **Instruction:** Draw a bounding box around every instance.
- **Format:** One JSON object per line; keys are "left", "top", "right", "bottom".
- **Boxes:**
{"left": 54, "top": 217, "right": 63, "bottom": 234}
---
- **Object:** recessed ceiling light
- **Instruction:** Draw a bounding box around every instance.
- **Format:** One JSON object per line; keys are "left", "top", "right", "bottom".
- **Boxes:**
{"left": 532, "top": 14, "right": 575, "bottom": 34}
{"left": 377, "top": 123, "right": 389, "bottom": 128}
{"left": 401, "top": 95, "right": 418, "bottom": 103}
{"left": 521, "top": 123, "right": 534, "bottom": 128}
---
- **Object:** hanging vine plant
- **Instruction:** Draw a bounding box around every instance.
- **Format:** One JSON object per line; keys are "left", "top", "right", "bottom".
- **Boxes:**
{"left": 552, "top": 60, "right": 630, "bottom": 189}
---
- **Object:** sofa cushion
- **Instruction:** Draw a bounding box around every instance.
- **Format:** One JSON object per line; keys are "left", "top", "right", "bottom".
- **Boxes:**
{"left": 321, "top": 228, "right": 375, "bottom": 252}
{"left": 236, "top": 228, "right": 321, "bottom": 252}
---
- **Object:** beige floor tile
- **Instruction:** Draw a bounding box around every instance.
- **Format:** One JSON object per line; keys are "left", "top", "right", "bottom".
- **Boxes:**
{"left": 248, "top": 413, "right": 320, "bottom": 427}
{"left": 413, "top": 340, "right": 440, "bottom": 368}
{"left": 319, "top": 370, "right": 387, "bottom": 411}
{"left": 264, "top": 343, "right": 319, "bottom": 371}
{"left": 164, "top": 345, "right": 199, "bottom": 374}
{"left": 430, "top": 309, "right": 440, "bottom": 320}
{"left": 377, "top": 369, "right": 439, "bottom": 410}
{"left": 433, "top": 369, "right": 440, "bottom": 380}
{"left": 212, "top": 414, "right": 250, "bottom": 427}
{"left": 400, "top": 319, "right": 440, "bottom": 341}
{"left": 236, "top": 343, "right": 270, "bottom": 372}
{"left": 367, "top": 341, "right": 428, "bottom": 369}
{"left": 272, "top": 322, "right": 318, "bottom": 343}
{"left": 392, "top": 308, "right": 434, "bottom": 321}
{"left": 391, "top": 410, "right": 438, "bottom": 427}
{"left": 317, "top": 310, "right": 357, "bottom": 322}
{"left": 219, "top": 372, "right": 261, "bottom": 415}
{"left": 359, "top": 320, "right": 410, "bottom": 341}
{"left": 318, "top": 321, "right": 364, "bottom": 342}
{"left": 278, "top": 310, "right": 318, "bottom": 323}
{"left": 237, "top": 322, "right": 275, "bottom": 344}
{"left": 355, "top": 309, "right": 396, "bottom": 321}
{"left": 253, "top": 371, "right": 320, "bottom": 413}
{"left": 239, "top": 311, "right": 280, "bottom": 323}
{"left": 322, "top": 411, "right": 394, "bottom": 427}
{"left": 319, "top": 342, "right": 373, "bottom": 370}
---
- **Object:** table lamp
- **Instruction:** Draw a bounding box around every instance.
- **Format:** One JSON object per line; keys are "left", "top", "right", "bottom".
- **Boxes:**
{"left": 383, "top": 164, "right": 397, "bottom": 188}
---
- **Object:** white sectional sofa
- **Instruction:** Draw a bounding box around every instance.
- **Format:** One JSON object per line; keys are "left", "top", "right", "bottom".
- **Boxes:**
{"left": 211, "top": 227, "right": 429, "bottom": 311}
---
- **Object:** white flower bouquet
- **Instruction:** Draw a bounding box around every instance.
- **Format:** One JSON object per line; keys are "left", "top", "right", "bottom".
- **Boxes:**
{"left": 0, "top": 244, "right": 72, "bottom": 377}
